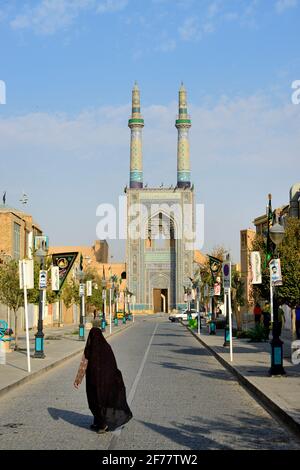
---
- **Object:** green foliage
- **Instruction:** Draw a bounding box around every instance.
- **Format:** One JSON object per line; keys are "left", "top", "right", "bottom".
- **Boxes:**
{"left": 0, "top": 259, "right": 24, "bottom": 312}
{"left": 0, "top": 259, "right": 24, "bottom": 349}
{"left": 252, "top": 218, "right": 300, "bottom": 308}
{"left": 236, "top": 330, "right": 249, "bottom": 339}
{"left": 189, "top": 318, "right": 198, "bottom": 329}
{"left": 61, "top": 278, "right": 80, "bottom": 309}
{"left": 87, "top": 285, "right": 103, "bottom": 311}
{"left": 247, "top": 323, "right": 267, "bottom": 342}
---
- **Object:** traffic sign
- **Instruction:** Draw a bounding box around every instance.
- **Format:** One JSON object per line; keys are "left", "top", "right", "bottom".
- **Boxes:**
{"left": 79, "top": 283, "right": 85, "bottom": 297}
{"left": 222, "top": 262, "right": 231, "bottom": 289}
{"left": 39, "top": 270, "right": 47, "bottom": 289}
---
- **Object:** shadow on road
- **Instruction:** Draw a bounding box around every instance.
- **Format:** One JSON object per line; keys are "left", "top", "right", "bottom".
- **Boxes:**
{"left": 47, "top": 407, "right": 91, "bottom": 430}
{"left": 137, "top": 409, "right": 298, "bottom": 450}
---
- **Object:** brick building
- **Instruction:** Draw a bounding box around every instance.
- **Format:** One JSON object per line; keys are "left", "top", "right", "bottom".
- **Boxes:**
{"left": 0, "top": 204, "right": 42, "bottom": 260}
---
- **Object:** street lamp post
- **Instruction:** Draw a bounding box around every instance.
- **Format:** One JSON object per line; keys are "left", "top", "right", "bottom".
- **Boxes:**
{"left": 34, "top": 247, "right": 48, "bottom": 358}
{"left": 269, "top": 221, "right": 286, "bottom": 376}
{"left": 77, "top": 270, "right": 85, "bottom": 341}
{"left": 123, "top": 288, "right": 127, "bottom": 323}
{"left": 101, "top": 278, "right": 107, "bottom": 331}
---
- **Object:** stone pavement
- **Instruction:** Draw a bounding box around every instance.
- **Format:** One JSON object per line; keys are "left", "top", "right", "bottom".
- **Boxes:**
{"left": 0, "top": 318, "right": 133, "bottom": 398}
{"left": 183, "top": 321, "right": 300, "bottom": 435}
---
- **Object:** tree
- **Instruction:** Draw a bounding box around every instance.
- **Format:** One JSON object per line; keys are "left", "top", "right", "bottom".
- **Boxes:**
{"left": 251, "top": 218, "right": 300, "bottom": 308}
{"left": 231, "top": 266, "right": 245, "bottom": 330}
{"left": 194, "top": 246, "right": 245, "bottom": 329}
{"left": 0, "top": 259, "right": 24, "bottom": 350}
{"left": 61, "top": 278, "right": 80, "bottom": 310}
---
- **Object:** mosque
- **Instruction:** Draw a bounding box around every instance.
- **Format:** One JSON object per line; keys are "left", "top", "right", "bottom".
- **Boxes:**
{"left": 126, "top": 83, "right": 198, "bottom": 313}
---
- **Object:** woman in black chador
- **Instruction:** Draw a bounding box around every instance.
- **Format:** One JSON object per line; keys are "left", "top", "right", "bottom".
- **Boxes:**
{"left": 74, "top": 327, "right": 132, "bottom": 434}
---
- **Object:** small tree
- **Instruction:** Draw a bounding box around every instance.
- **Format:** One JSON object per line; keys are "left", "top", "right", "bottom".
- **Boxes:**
{"left": 251, "top": 218, "right": 300, "bottom": 337}
{"left": 61, "top": 278, "right": 80, "bottom": 309}
{"left": 194, "top": 247, "right": 245, "bottom": 329}
{"left": 0, "top": 259, "right": 24, "bottom": 350}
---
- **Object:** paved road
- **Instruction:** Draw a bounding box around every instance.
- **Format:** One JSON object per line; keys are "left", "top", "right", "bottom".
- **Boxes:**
{"left": 0, "top": 316, "right": 299, "bottom": 450}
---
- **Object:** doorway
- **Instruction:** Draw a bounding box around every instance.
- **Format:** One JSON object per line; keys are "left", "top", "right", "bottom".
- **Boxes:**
{"left": 153, "top": 288, "right": 168, "bottom": 313}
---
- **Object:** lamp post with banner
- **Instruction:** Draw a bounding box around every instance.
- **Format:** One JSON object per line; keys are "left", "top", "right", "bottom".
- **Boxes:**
{"left": 101, "top": 266, "right": 107, "bottom": 331}
{"left": 269, "top": 217, "right": 285, "bottom": 376}
{"left": 208, "top": 256, "right": 222, "bottom": 334}
{"left": 222, "top": 258, "right": 233, "bottom": 361}
{"left": 222, "top": 258, "right": 231, "bottom": 347}
{"left": 196, "top": 278, "right": 202, "bottom": 335}
{"left": 77, "top": 254, "right": 85, "bottom": 341}
{"left": 34, "top": 236, "right": 49, "bottom": 358}
{"left": 78, "top": 280, "right": 85, "bottom": 341}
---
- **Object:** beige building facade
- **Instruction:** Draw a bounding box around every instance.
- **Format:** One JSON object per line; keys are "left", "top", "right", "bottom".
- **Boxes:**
{"left": 0, "top": 204, "right": 42, "bottom": 260}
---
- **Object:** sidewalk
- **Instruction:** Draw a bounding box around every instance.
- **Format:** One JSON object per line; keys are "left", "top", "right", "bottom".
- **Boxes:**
{"left": 0, "top": 319, "right": 133, "bottom": 398}
{"left": 183, "top": 321, "right": 300, "bottom": 435}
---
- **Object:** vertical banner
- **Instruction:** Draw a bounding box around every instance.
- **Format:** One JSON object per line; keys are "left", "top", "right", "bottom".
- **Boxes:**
{"left": 270, "top": 259, "right": 283, "bottom": 286}
{"left": 250, "top": 251, "right": 262, "bottom": 284}
{"left": 28, "top": 232, "right": 33, "bottom": 259}
{"left": 86, "top": 280, "right": 92, "bottom": 297}
{"left": 19, "top": 259, "right": 34, "bottom": 289}
{"left": 51, "top": 266, "right": 60, "bottom": 291}
{"left": 214, "top": 282, "right": 221, "bottom": 296}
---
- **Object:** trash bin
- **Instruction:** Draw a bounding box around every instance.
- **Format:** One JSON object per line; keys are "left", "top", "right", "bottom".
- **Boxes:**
{"left": 291, "top": 340, "right": 300, "bottom": 365}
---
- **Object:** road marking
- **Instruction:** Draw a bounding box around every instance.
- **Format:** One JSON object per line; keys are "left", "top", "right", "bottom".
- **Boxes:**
{"left": 108, "top": 323, "right": 159, "bottom": 447}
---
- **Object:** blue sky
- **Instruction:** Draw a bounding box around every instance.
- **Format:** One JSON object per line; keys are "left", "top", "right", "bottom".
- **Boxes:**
{"left": 0, "top": 0, "right": 300, "bottom": 262}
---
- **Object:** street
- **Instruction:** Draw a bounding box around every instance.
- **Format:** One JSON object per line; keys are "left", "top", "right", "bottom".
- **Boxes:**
{"left": 0, "top": 316, "right": 299, "bottom": 450}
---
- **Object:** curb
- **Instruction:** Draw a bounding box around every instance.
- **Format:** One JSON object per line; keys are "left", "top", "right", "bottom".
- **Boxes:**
{"left": 0, "top": 322, "right": 133, "bottom": 399}
{"left": 183, "top": 322, "right": 300, "bottom": 438}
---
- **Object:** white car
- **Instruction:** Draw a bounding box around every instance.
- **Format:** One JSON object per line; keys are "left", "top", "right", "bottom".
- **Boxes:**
{"left": 169, "top": 309, "right": 202, "bottom": 322}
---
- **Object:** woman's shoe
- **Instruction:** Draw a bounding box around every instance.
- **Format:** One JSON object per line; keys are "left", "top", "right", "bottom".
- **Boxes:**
{"left": 97, "top": 425, "right": 108, "bottom": 434}
{"left": 90, "top": 424, "right": 98, "bottom": 430}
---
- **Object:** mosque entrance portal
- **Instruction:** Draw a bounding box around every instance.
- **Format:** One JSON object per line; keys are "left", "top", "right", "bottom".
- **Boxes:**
{"left": 153, "top": 288, "right": 168, "bottom": 313}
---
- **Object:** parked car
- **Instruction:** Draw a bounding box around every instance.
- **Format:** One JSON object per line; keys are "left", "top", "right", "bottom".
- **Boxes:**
{"left": 169, "top": 308, "right": 203, "bottom": 322}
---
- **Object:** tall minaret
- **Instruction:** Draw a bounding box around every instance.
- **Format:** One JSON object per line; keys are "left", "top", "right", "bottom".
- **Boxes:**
{"left": 128, "top": 82, "right": 144, "bottom": 188}
{"left": 175, "top": 83, "right": 191, "bottom": 188}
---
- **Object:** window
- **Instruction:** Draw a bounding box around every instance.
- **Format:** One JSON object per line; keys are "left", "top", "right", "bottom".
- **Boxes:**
{"left": 13, "top": 222, "right": 21, "bottom": 259}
